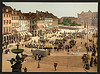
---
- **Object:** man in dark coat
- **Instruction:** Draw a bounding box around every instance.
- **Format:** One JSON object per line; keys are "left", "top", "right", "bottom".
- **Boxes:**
{"left": 94, "top": 58, "right": 97, "bottom": 66}
{"left": 90, "top": 57, "right": 93, "bottom": 67}
{"left": 24, "top": 67, "right": 27, "bottom": 72}
{"left": 54, "top": 63, "right": 58, "bottom": 71}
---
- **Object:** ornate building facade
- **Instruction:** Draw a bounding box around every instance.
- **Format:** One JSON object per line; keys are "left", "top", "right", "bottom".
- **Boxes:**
{"left": 77, "top": 10, "right": 98, "bottom": 27}
{"left": 2, "top": 4, "right": 13, "bottom": 43}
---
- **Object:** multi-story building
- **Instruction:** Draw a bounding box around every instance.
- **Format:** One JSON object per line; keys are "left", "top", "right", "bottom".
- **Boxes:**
{"left": 13, "top": 10, "right": 29, "bottom": 39}
{"left": 52, "top": 18, "right": 58, "bottom": 25}
{"left": 11, "top": 9, "right": 19, "bottom": 30}
{"left": 77, "top": 10, "right": 98, "bottom": 27}
{"left": 23, "top": 12, "right": 35, "bottom": 36}
{"left": 19, "top": 16, "right": 29, "bottom": 39}
{"left": 35, "top": 10, "right": 58, "bottom": 20}
{"left": 11, "top": 9, "right": 19, "bottom": 41}
{"left": 2, "top": 4, "right": 13, "bottom": 43}
{"left": 44, "top": 18, "right": 53, "bottom": 29}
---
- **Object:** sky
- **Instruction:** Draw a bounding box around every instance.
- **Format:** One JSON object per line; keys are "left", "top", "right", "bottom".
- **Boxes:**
{"left": 3, "top": 2, "right": 98, "bottom": 18}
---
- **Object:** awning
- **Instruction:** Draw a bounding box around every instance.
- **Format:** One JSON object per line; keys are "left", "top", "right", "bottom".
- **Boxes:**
{"left": 27, "top": 32, "right": 32, "bottom": 36}
{"left": 14, "top": 28, "right": 20, "bottom": 32}
{"left": 21, "top": 33, "right": 23, "bottom": 37}
{"left": 19, "top": 32, "right": 23, "bottom": 37}
{"left": 23, "top": 32, "right": 25, "bottom": 35}
{"left": 25, "top": 32, "right": 27, "bottom": 36}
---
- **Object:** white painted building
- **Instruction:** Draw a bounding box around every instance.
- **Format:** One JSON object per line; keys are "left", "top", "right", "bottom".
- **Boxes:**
{"left": 19, "top": 20, "right": 28, "bottom": 39}
{"left": 44, "top": 18, "right": 53, "bottom": 29}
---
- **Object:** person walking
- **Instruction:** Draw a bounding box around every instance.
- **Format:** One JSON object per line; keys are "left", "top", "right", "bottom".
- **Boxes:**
{"left": 90, "top": 57, "right": 93, "bottom": 67}
{"left": 23, "top": 67, "right": 27, "bottom": 72}
{"left": 94, "top": 58, "right": 97, "bottom": 66}
{"left": 54, "top": 63, "right": 58, "bottom": 71}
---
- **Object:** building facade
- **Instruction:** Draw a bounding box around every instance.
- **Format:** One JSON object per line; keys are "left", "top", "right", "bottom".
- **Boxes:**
{"left": 11, "top": 9, "right": 20, "bottom": 41}
{"left": 77, "top": 10, "right": 98, "bottom": 27}
{"left": 44, "top": 18, "right": 53, "bottom": 29}
{"left": 2, "top": 4, "right": 13, "bottom": 43}
{"left": 23, "top": 12, "right": 35, "bottom": 37}
{"left": 18, "top": 15, "right": 29, "bottom": 39}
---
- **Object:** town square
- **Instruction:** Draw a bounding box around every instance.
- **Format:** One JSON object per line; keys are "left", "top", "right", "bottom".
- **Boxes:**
{"left": 2, "top": 2, "right": 98, "bottom": 72}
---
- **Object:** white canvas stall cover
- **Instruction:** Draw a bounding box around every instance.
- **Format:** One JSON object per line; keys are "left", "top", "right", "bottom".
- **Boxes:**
{"left": 27, "top": 32, "right": 32, "bottom": 36}
{"left": 19, "top": 32, "right": 23, "bottom": 37}
{"left": 31, "top": 49, "right": 48, "bottom": 57}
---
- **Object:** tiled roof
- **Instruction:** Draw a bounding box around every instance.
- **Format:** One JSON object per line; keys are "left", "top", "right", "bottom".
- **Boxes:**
{"left": 3, "top": 4, "right": 13, "bottom": 14}
{"left": 23, "top": 12, "right": 36, "bottom": 20}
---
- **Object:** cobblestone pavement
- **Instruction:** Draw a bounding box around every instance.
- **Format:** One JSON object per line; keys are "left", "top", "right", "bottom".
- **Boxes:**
{"left": 2, "top": 27, "right": 97, "bottom": 72}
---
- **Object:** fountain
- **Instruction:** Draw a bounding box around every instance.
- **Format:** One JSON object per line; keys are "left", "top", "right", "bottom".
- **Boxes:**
{"left": 9, "top": 42, "right": 25, "bottom": 72}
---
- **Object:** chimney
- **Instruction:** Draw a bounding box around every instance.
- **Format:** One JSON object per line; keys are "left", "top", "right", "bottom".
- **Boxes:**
{"left": 19, "top": 10, "right": 21, "bottom": 12}
{"left": 82, "top": 11, "right": 84, "bottom": 13}
{"left": 29, "top": 12, "right": 31, "bottom": 15}
{"left": 36, "top": 10, "right": 38, "bottom": 13}
{"left": 46, "top": 11, "right": 48, "bottom": 13}
{"left": 14, "top": 9, "right": 16, "bottom": 11}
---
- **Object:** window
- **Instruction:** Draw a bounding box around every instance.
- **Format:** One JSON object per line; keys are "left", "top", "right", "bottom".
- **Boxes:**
{"left": 4, "top": 14, "right": 5, "bottom": 17}
{"left": 12, "top": 17, "right": 13, "bottom": 20}
{"left": 7, "top": 27, "right": 8, "bottom": 32}
{"left": 9, "top": 20, "right": 11, "bottom": 24}
{"left": 13, "top": 17, "right": 15, "bottom": 20}
{"left": 7, "top": 20, "right": 8, "bottom": 24}
{"left": 7, "top": 14, "right": 8, "bottom": 17}
{"left": 9, "top": 27, "right": 10, "bottom": 32}
{"left": 4, "top": 20, "right": 5, "bottom": 24}
{"left": 4, "top": 27, "right": 5, "bottom": 32}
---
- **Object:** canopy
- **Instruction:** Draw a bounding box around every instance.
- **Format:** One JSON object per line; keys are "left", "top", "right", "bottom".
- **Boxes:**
{"left": 27, "top": 32, "right": 32, "bottom": 36}
{"left": 31, "top": 49, "right": 47, "bottom": 57}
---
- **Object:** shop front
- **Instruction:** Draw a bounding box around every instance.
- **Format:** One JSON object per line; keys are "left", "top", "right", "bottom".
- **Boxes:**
{"left": 3, "top": 34, "right": 11, "bottom": 44}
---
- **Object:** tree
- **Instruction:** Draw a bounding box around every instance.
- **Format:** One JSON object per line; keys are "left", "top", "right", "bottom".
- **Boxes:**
{"left": 67, "top": 18, "right": 71, "bottom": 23}
{"left": 62, "top": 18, "right": 68, "bottom": 26}
{"left": 58, "top": 19, "right": 61, "bottom": 24}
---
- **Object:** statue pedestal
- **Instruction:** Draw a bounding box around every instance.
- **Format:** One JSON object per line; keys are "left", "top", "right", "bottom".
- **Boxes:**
{"left": 12, "top": 68, "right": 21, "bottom": 72}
